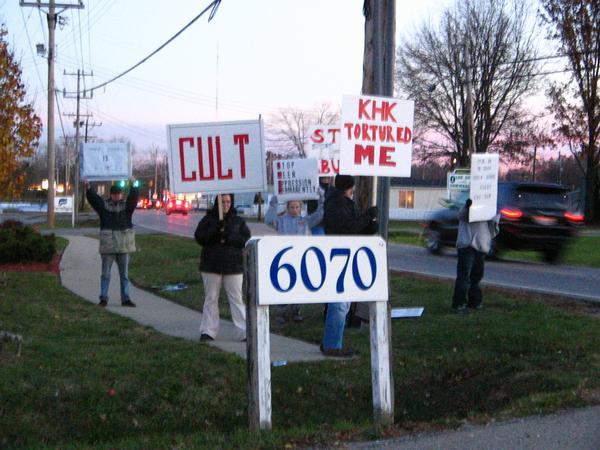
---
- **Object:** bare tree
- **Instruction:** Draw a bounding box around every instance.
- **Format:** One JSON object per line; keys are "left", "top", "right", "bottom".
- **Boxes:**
{"left": 266, "top": 103, "right": 339, "bottom": 157}
{"left": 396, "top": 0, "right": 539, "bottom": 167}
{"left": 541, "top": 0, "right": 600, "bottom": 223}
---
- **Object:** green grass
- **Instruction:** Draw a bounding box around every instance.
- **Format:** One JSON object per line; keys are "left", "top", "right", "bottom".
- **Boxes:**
{"left": 2, "top": 235, "right": 600, "bottom": 449}
{"left": 36, "top": 216, "right": 100, "bottom": 230}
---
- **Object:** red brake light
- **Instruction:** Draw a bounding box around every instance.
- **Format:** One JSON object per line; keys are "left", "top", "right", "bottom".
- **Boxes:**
{"left": 565, "top": 212, "right": 584, "bottom": 223}
{"left": 500, "top": 208, "right": 523, "bottom": 219}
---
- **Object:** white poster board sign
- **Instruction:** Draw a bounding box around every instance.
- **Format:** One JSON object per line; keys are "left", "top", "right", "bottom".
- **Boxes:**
{"left": 80, "top": 143, "right": 131, "bottom": 181}
{"left": 54, "top": 196, "right": 73, "bottom": 213}
{"left": 167, "top": 120, "right": 267, "bottom": 195}
{"left": 339, "top": 94, "right": 414, "bottom": 177}
{"left": 447, "top": 172, "right": 470, "bottom": 190}
{"left": 306, "top": 126, "right": 340, "bottom": 175}
{"left": 273, "top": 158, "right": 319, "bottom": 201}
{"left": 469, "top": 153, "right": 499, "bottom": 222}
{"left": 256, "top": 235, "right": 388, "bottom": 305}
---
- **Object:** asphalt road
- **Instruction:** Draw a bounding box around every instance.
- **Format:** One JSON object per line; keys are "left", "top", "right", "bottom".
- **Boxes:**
{"left": 133, "top": 209, "right": 600, "bottom": 303}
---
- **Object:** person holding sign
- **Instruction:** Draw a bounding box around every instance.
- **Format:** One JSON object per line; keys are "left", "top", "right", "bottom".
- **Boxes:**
{"left": 264, "top": 193, "right": 324, "bottom": 323}
{"left": 451, "top": 199, "right": 500, "bottom": 313}
{"left": 85, "top": 179, "right": 139, "bottom": 307}
{"left": 194, "top": 194, "right": 251, "bottom": 341}
{"left": 320, "top": 175, "right": 378, "bottom": 357}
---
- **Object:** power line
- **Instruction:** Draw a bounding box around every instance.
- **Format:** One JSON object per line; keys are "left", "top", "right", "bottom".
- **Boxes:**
{"left": 65, "top": 0, "right": 223, "bottom": 95}
{"left": 19, "top": 6, "right": 46, "bottom": 99}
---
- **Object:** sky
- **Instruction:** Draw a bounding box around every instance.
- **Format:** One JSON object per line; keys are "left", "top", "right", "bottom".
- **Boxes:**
{"left": 1, "top": 0, "right": 458, "bottom": 153}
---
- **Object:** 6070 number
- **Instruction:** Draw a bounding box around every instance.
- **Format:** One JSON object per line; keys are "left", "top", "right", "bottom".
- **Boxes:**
{"left": 269, "top": 246, "right": 377, "bottom": 293}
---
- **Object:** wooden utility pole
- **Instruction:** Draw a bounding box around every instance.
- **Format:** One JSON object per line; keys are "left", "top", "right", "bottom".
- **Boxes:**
{"left": 20, "top": 0, "right": 84, "bottom": 227}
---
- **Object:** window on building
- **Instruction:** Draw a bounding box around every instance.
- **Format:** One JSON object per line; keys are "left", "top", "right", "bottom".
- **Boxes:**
{"left": 398, "top": 190, "right": 414, "bottom": 209}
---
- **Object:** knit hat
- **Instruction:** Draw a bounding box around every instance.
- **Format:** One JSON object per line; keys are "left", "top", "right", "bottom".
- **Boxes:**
{"left": 110, "top": 185, "right": 122, "bottom": 194}
{"left": 335, "top": 175, "right": 355, "bottom": 191}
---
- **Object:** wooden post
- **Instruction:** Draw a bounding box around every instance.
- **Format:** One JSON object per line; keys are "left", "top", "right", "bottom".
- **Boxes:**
{"left": 369, "top": 301, "right": 393, "bottom": 424}
{"left": 217, "top": 194, "right": 223, "bottom": 220}
{"left": 245, "top": 241, "right": 272, "bottom": 431}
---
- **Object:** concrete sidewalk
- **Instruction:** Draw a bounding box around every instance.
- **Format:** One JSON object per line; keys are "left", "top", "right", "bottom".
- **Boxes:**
{"left": 58, "top": 234, "right": 327, "bottom": 362}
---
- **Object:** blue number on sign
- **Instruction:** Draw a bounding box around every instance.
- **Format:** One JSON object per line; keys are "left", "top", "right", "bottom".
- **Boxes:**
{"left": 352, "top": 247, "right": 377, "bottom": 290}
{"left": 300, "top": 247, "right": 326, "bottom": 291}
{"left": 329, "top": 248, "right": 351, "bottom": 293}
{"left": 270, "top": 247, "right": 297, "bottom": 292}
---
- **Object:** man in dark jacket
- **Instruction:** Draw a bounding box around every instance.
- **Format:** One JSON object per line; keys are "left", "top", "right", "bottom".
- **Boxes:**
{"left": 85, "top": 179, "right": 139, "bottom": 307}
{"left": 320, "top": 175, "right": 378, "bottom": 357}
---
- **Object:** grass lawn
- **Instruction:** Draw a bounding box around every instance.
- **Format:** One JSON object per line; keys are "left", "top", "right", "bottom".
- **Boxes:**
{"left": 36, "top": 215, "right": 100, "bottom": 230}
{"left": 2, "top": 235, "right": 599, "bottom": 449}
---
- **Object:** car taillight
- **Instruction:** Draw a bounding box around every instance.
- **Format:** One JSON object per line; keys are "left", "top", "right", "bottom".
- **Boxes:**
{"left": 184, "top": 201, "right": 190, "bottom": 208}
{"left": 156, "top": 201, "right": 162, "bottom": 208}
{"left": 565, "top": 212, "right": 584, "bottom": 223}
{"left": 500, "top": 207, "right": 523, "bottom": 220}
{"left": 168, "top": 201, "right": 174, "bottom": 208}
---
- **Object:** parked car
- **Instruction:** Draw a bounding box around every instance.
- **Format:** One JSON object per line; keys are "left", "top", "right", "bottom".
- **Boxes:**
{"left": 136, "top": 198, "right": 151, "bottom": 209}
{"left": 165, "top": 198, "right": 191, "bottom": 215}
{"left": 423, "top": 182, "right": 584, "bottom": 263}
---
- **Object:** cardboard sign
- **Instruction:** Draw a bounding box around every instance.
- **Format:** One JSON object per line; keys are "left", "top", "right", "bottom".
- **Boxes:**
{"left": 447, "top": 171, "right": 470, "bottom": 190}
{"left": 306, "top": 126, "right": 340, "bottom": 175}
{"left": 167, "top": 120, "right": 267, "bottom": 194}
{"left": 273, "top": 158, "right": 319, "bottom": 201}
{"left": 339, "top": 94, "right": 414, "bottom": 177}
{"left": 256, "top": 236, "right": 388, "bottom": 305}
{"left": 80, "top": 143, "right": 131, "bottom": 181}
{"left": 469, "top": 153, "right": 499, "bottom": 222}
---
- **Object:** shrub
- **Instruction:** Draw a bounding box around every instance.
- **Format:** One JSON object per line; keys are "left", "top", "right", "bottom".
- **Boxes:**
{"left": 0, "top": 220, "right": 56, "bottom": 263}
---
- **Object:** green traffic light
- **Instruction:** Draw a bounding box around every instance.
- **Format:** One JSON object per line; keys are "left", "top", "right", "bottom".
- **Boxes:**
{"left": 119, "top": 180, "right": 126, "bottom": 188}
{"left": 133, "top": 180, "right": 140, "bottom": 188}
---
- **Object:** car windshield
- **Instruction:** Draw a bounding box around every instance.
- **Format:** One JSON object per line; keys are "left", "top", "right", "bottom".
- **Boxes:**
{"left": 514, "top": 188, "right": 569, "bottom": 209}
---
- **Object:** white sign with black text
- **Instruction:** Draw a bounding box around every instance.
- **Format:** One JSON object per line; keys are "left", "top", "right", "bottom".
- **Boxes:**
{"left": 256, "top": 235, "right": 388, "bottom": 305}
{"left": 80, "top": 142, "right": 131, "bottom": 181}
{"left": 54, "top": 196, "right": 74, "bottom": 213}
{"left": 469, "top": 153, "right": 499, "bottom": 222}
{"left": 339, "top": 94, "right": 414, "bottom": 177}
{"left": 273, "top": 158, "right": 319, "bottom": 201}
{"left": 167, "top": 120, "right": 267, "bottom": 195}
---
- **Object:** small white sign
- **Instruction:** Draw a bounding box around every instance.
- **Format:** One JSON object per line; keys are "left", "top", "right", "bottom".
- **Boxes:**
{"left": 447, "top": 172, "right": 470, "bottom": 190}
{"left": 273, "top": 158, "right": 319, "bottom": 201}
{"left": 81, "top": 143, "right": 131, "bottom": 181}
{"left": 306, "top": 125, "right": 340, "bottom": 175}
{"left": 167, "top": 120, "right": 267, "bottom": 195}
{"left": 54, "top": 196, "right": 73, "bottom": 213}
{"left": 339, "top": 94, "right": 414, "bottom": 177}
{"left": 469, "top": 153, "right": 499, "bottom": 222}
{"left": 391, "top": 307, "right": 424, "bottom": 318}
{"left": 256, "top": 235, "right": 388, "bottom": 305}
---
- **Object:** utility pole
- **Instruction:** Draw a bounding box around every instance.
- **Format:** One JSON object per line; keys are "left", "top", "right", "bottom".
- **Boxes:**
{"left": 63, "top": 69, "right": 93, "bottom": 222}
{"left": 20, "top": 0, "right": 84, "bottom": 228}
{"left": 84, "top": 116, "right": 102, "bottom": 143}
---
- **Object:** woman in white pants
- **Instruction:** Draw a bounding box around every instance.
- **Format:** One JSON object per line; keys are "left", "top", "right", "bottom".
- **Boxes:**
{"left": 194, "top": 194, "right": 251, "bottom": 341}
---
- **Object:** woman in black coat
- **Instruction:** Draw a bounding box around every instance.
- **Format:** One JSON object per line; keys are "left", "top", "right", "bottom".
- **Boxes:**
{"left": 194, "top": 194, "right": 251, "bottom": 341}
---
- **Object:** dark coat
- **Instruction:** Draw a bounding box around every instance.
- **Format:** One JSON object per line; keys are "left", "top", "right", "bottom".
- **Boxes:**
{"left": 194, "top": 201, "right": 251, "bottom": 275}
{"left": 322, "top": 188, "right": 377, "bottom": 235}
{"left": 86, "top": 187, "right": 139, "bottom": 230}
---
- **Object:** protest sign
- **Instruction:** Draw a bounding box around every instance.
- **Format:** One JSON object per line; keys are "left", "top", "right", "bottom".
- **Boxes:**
{"left": 273, "top": 158, "right": 319, "bottom": 201}
{"left": 469, "top": 153, "right": 499, "bottom": 222}
{"left": 80, "top": 143, "right": 131, "bottom": 181}
{"left": 167, "top": 120, "right": 267, "bottom": 194}
{"left": 306, "top": 125, "right": 340, "bottom": 175}
{"left": 339, "top": 94, "right": 414, "bottom": 177}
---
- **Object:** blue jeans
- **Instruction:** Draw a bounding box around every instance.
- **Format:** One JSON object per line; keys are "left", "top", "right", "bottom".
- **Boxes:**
{"left": 322, "top": 302, "right": 351, "bottom": 349}
{"left": 100, "top": 253, "right": 130, "bottom": 302}
{"left": 311, "top": 226, "right": 325, "bottom": 235}
{"left": 452, "top": 247, "right": 485, "bottom": 309}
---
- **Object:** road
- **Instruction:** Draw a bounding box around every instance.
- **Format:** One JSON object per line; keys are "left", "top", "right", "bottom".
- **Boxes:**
{"left": 133, "top": 210, "right": 600, "bottom": 303}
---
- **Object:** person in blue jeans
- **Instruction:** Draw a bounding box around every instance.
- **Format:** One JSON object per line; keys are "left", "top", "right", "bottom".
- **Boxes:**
{"left": 85, "top": 179, "right": 139, "bottom": 307}
{"left": 320, "top": 175, "right": 378, "bottom": 357}
{"left": 451, "top": 198, "right": 500, "bottom": 313}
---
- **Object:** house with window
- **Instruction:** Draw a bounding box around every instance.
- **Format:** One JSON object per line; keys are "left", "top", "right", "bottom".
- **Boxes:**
{"left": 389, "top": 178, "right": 448, "bottom": 220}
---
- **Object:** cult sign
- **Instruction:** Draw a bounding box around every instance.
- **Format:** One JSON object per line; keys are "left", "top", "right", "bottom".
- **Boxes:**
{"left": 167, "top": 120, "right": 267, "bottom": 194}
{"left": 339, "top": 94, "right": 414, "bottom": 177}
{"left": 306, "top": 126, "right": 340, "bottom": 175}
{"left": 256, "top": 236, "right": 388, "bottom": 305}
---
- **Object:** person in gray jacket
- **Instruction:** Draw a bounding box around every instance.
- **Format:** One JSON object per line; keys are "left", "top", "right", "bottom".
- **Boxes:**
{"left": 265, "top": 194, "right": 323, "bottom": 322}
{"left": 451, "top": 198, "right": 500, "bottom": 313}
{"left": 85, "top": 179, "right": 139, "bottom": 307}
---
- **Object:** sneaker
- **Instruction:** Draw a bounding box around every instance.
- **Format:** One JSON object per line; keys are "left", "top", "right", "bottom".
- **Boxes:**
{"left": 452, "top": 306, "right": 469, "bottom": 315}
{"left": 319, "top": 344, "right": 357, "bottom": 358}
{"left": 468, "top": 304, "right": 483, "bottom": 310}
{"left": 121, "top": 299, "right": 136, "bottom": 307}
{"left": 98, "top": 299, "right": 108, "bottom": 307}
{"left": 200, "top": 333, "right": 214, "bottom": 342}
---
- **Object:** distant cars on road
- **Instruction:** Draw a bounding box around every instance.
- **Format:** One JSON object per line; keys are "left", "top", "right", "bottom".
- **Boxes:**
{"left": 165, "top": 198, "right": 191, "bottom": 215}
{"left": 423, "top": 182, "right": 584, "bottom": 263}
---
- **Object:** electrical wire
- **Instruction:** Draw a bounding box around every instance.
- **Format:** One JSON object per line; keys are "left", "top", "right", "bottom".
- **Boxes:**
{"left": 64, "top": 0, "right": 223, "bottom": 95}
{"left": 19, "top": 6, "right": 46, "bottom": 99}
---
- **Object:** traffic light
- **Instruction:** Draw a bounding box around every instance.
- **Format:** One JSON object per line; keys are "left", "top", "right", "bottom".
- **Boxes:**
{"left": 118, "top": 179, "right": 127, "bottom": 188}
{"left": 133, "top": 179, "right": 140, "bottom": 188}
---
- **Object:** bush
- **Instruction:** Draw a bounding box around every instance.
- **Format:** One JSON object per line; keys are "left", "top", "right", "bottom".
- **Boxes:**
{"left": 0, "top": 220, "right": 56, "bottom": 264}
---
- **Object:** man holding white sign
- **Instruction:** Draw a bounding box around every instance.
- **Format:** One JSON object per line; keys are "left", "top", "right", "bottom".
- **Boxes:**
{"left": 451, "top": 154, "right": 500, "bottom": 313}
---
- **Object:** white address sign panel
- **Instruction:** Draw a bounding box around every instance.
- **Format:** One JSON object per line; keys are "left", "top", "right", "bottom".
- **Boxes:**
{"left": 256, "top": 236, "right": 388, "bottom": 305}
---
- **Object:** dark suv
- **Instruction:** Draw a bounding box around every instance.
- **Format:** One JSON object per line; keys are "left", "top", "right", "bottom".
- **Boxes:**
{"left": 423, "top": 182, "right": 584, "bottom": 263}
